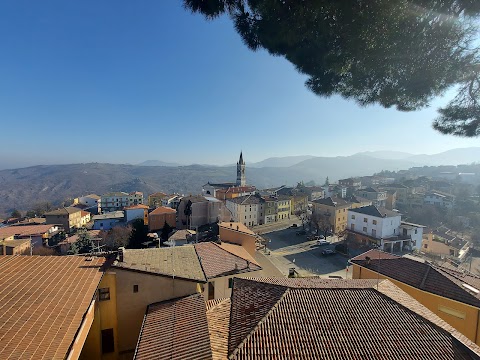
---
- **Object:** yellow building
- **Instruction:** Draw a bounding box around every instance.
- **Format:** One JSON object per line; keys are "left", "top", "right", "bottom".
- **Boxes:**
{"left": 312, "top": 196, "right": 352, "bottom": 234}
{"left": 147, "top": 192, "right": 167, "bottom": 207}
{"left": 291, "top": 194, "right": 308, "bottom": 215}
{"left": 276, "top": 195, "right": 291, "bottom": 221}
{"left": 351, "top": 249, "right": 480, "bottom": 345}
{"left": 45, "top": 206, "right": 83, "bottom": 232}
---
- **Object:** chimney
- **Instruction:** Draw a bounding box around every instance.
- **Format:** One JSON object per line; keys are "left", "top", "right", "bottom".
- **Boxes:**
{"left": 118, "top": 247, "right": 125, "bottom": 262}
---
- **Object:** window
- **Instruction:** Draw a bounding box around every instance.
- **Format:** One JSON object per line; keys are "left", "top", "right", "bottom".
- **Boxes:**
{"left": 363, "top": 226, "right": 367, "bottom": 233}
{"left": 372, "top": 229, "right": 376, "bottom": 237}
{"left": 351, "top": 215, "right": 355, "bottom": 219}
{"left": 372, "top": 220, "right": 377, "bottom": 225}
{"left": 228, "top": 278, "right": 234, "bottom": 288}
{"left": 101, "top": 328, "right": 115, "bottom": 353}
{"left": 133, "top": 285, "right": 139, "bottom": 293}
{"left": 415, "top": 229, "right": 418, "bottom": 234}
{"left": 364, "top": 218, "right": 368, "bottom": 223}
{"left": 98, "top": 288, "right": 110, "bottom": 301}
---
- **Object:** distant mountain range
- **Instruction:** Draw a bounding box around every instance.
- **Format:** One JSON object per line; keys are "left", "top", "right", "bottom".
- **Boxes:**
{"left": 135, "top": 147, "right": 480, "bottom": 169}
{"left": 0, "top": 147, "right": 479, "bottom": 217}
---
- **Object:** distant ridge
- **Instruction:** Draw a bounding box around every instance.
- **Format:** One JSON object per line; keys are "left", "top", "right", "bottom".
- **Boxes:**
{"left": 136, "top": 160, "right": 182, "bottom": 167}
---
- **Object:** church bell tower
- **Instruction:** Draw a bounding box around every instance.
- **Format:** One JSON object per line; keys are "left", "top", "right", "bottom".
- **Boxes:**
{"left": 236, "top": 151, "right": 246, "bottom": 186}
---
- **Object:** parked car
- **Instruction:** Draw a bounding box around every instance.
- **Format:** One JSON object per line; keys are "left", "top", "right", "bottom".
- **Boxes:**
{"left": 296, "top": 230, "right": 306, "bottom": 236}
{"left": 322, "top": 249, "right": 336, "bottom": 256}
{"left": 317, "top": 239, "right": 331, "bottom": 246}
{"left": 290, "top": 223, "right": 298, "bottom": 228}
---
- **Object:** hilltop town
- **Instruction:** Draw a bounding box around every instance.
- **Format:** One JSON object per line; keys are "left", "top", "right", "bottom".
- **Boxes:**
{"left": 1, "top": 152, "right": 480, "bottom": 359}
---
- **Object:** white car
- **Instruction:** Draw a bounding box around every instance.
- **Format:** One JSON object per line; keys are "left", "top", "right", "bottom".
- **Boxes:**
{"left": 317, "top": 239, "right": 331, "bottom": 246}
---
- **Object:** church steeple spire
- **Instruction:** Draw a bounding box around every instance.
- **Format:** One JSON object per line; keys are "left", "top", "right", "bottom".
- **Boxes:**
{"left": 236, "top": 151, "right": 246, "bottom": 186}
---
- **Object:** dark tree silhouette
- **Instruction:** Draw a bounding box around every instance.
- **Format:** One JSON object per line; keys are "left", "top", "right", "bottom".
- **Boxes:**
{"left": 184, "top": 0, "right": 480, "bottom": 136}
{"left": 160, "top": 221, "right": 173, "bottom": 246}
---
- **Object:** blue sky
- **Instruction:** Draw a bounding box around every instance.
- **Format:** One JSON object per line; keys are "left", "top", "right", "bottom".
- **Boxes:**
{"left": 1, "top": 0, "right": 479, "bottom": 169}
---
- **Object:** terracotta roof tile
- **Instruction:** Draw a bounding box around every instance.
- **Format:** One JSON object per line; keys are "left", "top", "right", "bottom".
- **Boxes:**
{"left": 113, "top": 247, "right": 206, "bottom": 282}
{"left": 351, "top": 250, "right": 480, "bottom": 308}
{"left": 149, "top": 206, "right": 176, "bottom": 215}
{"left": 134, "top": 294, "right": 212, "bottom": 360}
{"left": 0, "top": 255, "right": 105, "bottom": 359}
{"left": 221, "top": 278, "right": 480, "bottom": 359}
{"left": 0, "top": 224, "right": 57, "bottom": 240}
{"left": 194, "top": 242, "right": 262, "bottom": 279}
{"left": 206, "top": 298, "right": 231, "bottom": 360}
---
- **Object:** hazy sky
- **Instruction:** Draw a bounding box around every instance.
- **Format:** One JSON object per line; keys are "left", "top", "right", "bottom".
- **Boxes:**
{"left": 1, "top": 0, "right": 479, "bottom": 169}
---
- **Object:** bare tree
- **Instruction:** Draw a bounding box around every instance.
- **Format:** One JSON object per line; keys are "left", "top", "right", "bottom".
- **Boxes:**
{"left": 100, "top": 226, "right": 132, "bottom": 251}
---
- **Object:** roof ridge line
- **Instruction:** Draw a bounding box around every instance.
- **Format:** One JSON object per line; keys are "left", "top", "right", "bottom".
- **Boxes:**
{"left": 192, "top": 244, "right": 209, "bottom": 282}
{"left": 229, "top": 286, "right": 289, "bottom": 359}
{"left": 213, "top": 242, "right": 259, "bottom": 266}
{"left": 419, "top": 265, "right": 431, "bottom": 289}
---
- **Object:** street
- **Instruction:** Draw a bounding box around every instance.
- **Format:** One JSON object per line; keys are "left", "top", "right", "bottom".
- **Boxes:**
{"left": 259, "top": 226, "right": 352, "bottom": 278}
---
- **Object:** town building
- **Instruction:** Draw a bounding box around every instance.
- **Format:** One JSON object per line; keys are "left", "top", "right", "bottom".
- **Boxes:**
{"left": 124, "top": 204, "right": 149, "bottom": 224}
{"left": 225, "top": 195, "right": 264, "bottom": 227}
{"left": 203, "top": 152, "right": 249, "bottom": 197}
{"left": 100, "top": 191, "right": 144, "bottom": 213}
{"left": 347, "top": 205, "right": 424, "bottom": 251}
{"left": 338, "top": 177, "right": 362, "bottom": 189}
{"left": 194, "top": 241, "right": 261, "bottom": 300}
{"left": 80, "top": 210, "right": 91, "bottom": 226}
{"left": 424, "top": 190, "right": 456, "bottom": 209}
{"left": 351, "top": 249, "right": 480, "bottom": 346}
{"left": 380, "top": 183, "right": 409, "bottom": 207}
{"left": 73, "top": 194, "right": 101, "bottom": 214}
{"left": 356, "top": 187, "right": 387, "bottom": 207}
{"left": 177, "top": 195, "right": 229, "bottom": 229}
{"left": 135, "top": 277, "right": 480, "bottom": 359}
{"left": 312, "top": 196, "right": 352, "bottom": 234}
{"left": 421, "top": 229, "right": 470, "bottom": 261}
{"left": 0, "top": 238, "right": 31, "bottom": 255}
{"left": 44, "top": 207, "right": 83, "bottom": 232}
{"left": 218, "top": 222, "right": 258, "bottom": 256}
{"left": 92, "top": 211, "right": 125, "bottom": 230}
{"left": 0, "top": 255, "right": 116, "bottom": 359}
{"left": 214, "top": 185, "right": 256, "bottom": 200}
{"left": 276, "top": 195, "right": 291, "bottom": 220}
{"left": 147, "top": 192, "right": 167, "bottom": 207}
{"left": 385, "top": 189, "right": 397, "bottom": 210}
{"left": 148, "top": 206, "right": 176, "bottom": 231}
{"left": 262, "top": 196, "right": 277, "bottom": 223}
{"left": 0, "top": 224, "right": 60, "bottom": 248}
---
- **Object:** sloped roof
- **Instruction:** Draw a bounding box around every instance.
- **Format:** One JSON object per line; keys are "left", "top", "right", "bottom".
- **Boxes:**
{"left": 194, "top": 242, "right": 261, "bottom": 279}
{"left": 227, "top": 195, "right": 263, "bottom": 205}
{"left": 0, "top": 224, "right": 56, "bottom": 240}
{"left": 351, "top": 249, "right": 480, "bottom": 308}
{"left": 206, "top": 298, "right": 231, "bottom": 360}
{"left": 149, "top": 206, "right": 176, "bottom": 215}
{"left": 44, "top": 207, "right": 81, "bottom": 216}
{"left": 349, "top": 205, "right": 400, "bottom": 218}
{"left": 312, "top": 196, "right": 350, "bottom": 207}
{"left": 113, "top": 247, "right": 206, "bottom": 282}
{"left": 0, "top": 256, "right": 105, "bottom": 359}
{"left": 124, "top": 204, "right": 149, "bottom": 210}
{"left": 207, "top": 277, "right": 480, "bottom": 359}
{"left": 134, "top": 294, "right": 212, "bottom": 360}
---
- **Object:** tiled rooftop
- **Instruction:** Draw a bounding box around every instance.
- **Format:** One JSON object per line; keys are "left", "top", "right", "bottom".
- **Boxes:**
{"left": 312, "top": 196, "right": 350, "bottom": 207}
{"left": 149, "top": 206, "right": 176, "bottom": 215}
{"left": 348, "top": 205, "right": 400, "bottom": 218}
{"left": 205, "top": 277, "right": 480, "bottom": 359}
{"left": 0, "top": 224, "right": 56, "bottom": 240}
{"left": 134, "top": 294, "right": 212, "bottom": 360}
{"left": 226, "top": 195, "right": 263, "bottom": 205}
{"left": 44, "top": 207, "right": 82, "bottom": 215}
{"left": 351, "top": 249, "right": 480, "bottom": 308}
{"left": 194, "top": 242, "right": 261, "bottom": 279}
{"left": 0, "top": 255, "right": 105, "bottom": 359}
{"left": 113, "top": 247, "right": 206, "bottom": 282}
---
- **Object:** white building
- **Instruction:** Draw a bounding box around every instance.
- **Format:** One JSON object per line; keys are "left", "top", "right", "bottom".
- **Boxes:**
{"left": 100, "top": 191, "right": 144, "bottom": 212}
{"left": 124, "top": 205, "right": 148, "bottom": 223}
{"left": 225, "top": 195, "right": 264, "bottom": 227}
{"left": 347, "top": 205, "right": 424, "bottom": 252}
{"left": 91, "top": 211, "right": 125, "bottom": 230}
{"left": 73, "top": 194, "right": 100, "bottom": 214}
{"left": 424, "top": 191, "right": 455, "bottom": 209}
